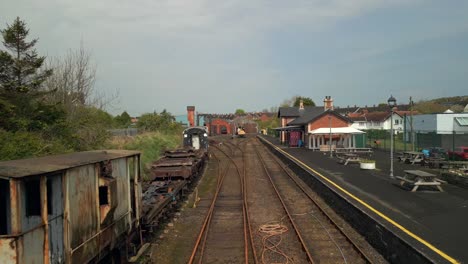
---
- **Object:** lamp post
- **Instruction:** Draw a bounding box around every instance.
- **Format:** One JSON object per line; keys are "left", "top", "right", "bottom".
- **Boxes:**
{"left": 329, "top": 114, "right": 332, "bottom": 158}
{"left": 388, "top": 95, "right": 397, "bottom": 179}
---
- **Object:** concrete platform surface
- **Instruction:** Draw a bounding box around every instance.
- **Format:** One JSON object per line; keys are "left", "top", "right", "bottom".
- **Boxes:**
{"left": 263, "top": 136, "right": 468, "bottom": 264}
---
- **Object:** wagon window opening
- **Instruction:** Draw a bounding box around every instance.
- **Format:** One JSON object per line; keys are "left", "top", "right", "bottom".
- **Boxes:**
{"left": 25, "top": 178, "right": 41, "bottom": 216}
{"left": 47, "top": 179, "right": 53, "bottom": 215}
{"left": 99, "top": 186, "right": 109, "bottom": 206}
{"left": 0, "top": 179, "right": 10, "bottom": 235}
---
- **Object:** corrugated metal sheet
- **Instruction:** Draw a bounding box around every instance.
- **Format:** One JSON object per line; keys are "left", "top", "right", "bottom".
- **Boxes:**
{"left": 67, "top": 165, "right": 98, "bottom": 250}
{"left": 48, "top": 175, "right": 64, "bottom": 264}
{"left": 112, "top": 158, "right": 130, "bottom": 219}
{"left": 22, "top": 228, "right": 44, "bottom": 264}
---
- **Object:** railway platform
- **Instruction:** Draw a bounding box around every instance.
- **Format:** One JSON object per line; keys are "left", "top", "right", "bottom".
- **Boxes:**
{"left": 261, "top": 136, "right": 468, "bottom": 264}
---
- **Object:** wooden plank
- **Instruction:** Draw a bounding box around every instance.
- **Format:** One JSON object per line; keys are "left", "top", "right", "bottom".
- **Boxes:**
{"left": 414, "top": 182, "right": 441, "bottom": 186}
{"left": 396, "top": 176, "right": 415, "bottom": 184}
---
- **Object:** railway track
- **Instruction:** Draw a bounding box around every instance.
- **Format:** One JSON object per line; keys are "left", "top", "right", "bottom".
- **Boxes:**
{"left": 252, "top": 138, "right": 374, "bottom": 264}
{"left": 186, "top": 136, "right": 382, "bottom": 264}
{"left": 188, "top": 141, "right": 254, "bottom": 263}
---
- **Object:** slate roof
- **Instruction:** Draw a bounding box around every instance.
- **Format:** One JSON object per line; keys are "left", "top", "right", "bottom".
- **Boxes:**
{"left": 277, "top": 106, "right": 322, "bottom": 118}
{"left": 347, "top": 111, "right": 403, "bottom": 122}
{"left": 288, "top": 109, "right": 352, "bottom": 125}
{"left": 286, "top": 107, "right": 325, "bottom": 125}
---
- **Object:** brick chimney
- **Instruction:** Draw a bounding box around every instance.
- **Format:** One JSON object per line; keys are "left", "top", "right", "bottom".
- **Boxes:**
{"left": 323, "top": 96, "right": 334, "bottom": 111}
{"left": 187, "top": 106, "right": 195, "bottom": 127}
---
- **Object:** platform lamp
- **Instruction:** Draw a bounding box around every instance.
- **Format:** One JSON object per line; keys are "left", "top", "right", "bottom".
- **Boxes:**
{"left": 388, "top": 95, "right": 397, "bottom": 179}
{"left": 329, "top": 114, "right": 332, "bottom": 158}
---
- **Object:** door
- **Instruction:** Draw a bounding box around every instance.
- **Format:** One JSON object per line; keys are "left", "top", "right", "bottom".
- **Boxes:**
{"left": 192, "top": 135, "right": 200, "bottom": 150}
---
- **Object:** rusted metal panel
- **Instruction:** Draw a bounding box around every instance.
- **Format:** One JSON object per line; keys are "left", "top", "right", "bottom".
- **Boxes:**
{"left": 71, "top": 235, "right": 99, "bottom": 264}
{"left": 48, "top": 174, "right": 64, "bottom": 264}
{"left": 0, "top": 238, "right": 17, "bottom": 263}
{"left": 0, "top": 150, "right": 140, "bottom": 179}
{"left": 22, "top": 227, "right": 44, "bottom": 264}
{"left": 112, "top": 158, "right": 130, "bottom": 220}
{"left": 67, "top": 165, "right": 98, "bottom": 251}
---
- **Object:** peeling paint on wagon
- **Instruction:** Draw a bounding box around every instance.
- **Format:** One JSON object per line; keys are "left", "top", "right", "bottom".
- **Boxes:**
{"left": 0, "top": 150, "right": 141, "bottom": 264}
{"left": 0, "top": 238, "right": 17, "bottom": 263}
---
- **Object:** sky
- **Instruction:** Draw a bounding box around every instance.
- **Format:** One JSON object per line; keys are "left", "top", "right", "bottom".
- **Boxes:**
{"left": 2, "top": 0, "right": 468, "bottom": 116}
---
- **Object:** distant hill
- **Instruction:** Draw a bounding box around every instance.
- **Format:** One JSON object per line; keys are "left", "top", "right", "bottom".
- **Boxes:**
{"left": 423, "top": 96, "right": 468, "bottom": 106}
{"left": 333, "top": 95, "right": 468, "bottom": 115}
{"left": 414, "top": 95, "right": 468, "bottom": 114}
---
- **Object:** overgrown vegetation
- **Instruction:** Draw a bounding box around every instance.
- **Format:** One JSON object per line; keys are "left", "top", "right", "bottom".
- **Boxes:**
{"left": 107, "top": 131, "right": 183, "bottom": 179}
{"left": 0, "top": 17, "right": 183, "bottom": 161}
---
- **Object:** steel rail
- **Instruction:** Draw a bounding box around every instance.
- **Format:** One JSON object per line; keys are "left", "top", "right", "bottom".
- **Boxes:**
{"left": 188, "top": 148, "right": 230, "bottom": 264}
{"left": 254, "top": 145, "right": 316, "bottom": 264}
{"left": 255, "top": 138, "right": 374, "bottom": 263}
{"left": 213, "top": 142, "right": 254, "bottom": 263}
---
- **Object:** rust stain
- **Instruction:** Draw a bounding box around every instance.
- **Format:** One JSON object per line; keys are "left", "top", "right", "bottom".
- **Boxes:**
{"left": 0, "top": 238, "right": 18, "bottom": 263}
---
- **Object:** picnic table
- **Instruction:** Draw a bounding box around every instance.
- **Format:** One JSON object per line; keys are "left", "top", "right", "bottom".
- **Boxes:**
{"left": 396, "top": 170, "right": 446, "bottom": 192}
{"left": 337, "top": 153, "right": 361, "bottom": 165}
{"left": 397, "top": 151, "right": 424, "bottom": 165}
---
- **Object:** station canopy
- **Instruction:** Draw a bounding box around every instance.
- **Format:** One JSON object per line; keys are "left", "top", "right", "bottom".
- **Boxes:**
{"left": 309, "top": 127, "right": 365, "bottom": 135}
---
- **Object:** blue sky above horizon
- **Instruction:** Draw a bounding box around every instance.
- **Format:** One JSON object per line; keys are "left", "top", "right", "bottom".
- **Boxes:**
{"left": 2, "top": 0, "right": 468, "bottom": 116}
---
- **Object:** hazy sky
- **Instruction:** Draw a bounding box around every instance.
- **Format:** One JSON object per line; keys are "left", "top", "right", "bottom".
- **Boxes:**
{"left": 2, "top": 1, "right": 468, "bottom": 116}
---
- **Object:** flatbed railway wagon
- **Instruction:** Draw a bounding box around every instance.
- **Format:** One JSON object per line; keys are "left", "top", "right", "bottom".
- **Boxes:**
{"left": 0, "top": 150, "right": 142, "bottom": 264}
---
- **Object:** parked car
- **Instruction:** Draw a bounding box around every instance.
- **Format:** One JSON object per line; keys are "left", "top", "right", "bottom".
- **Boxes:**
{"left": 427, "top": 147, "right": 447, "bottom": 158}
{"left": 447, "top": 146, "right": 468, "bottom": 160}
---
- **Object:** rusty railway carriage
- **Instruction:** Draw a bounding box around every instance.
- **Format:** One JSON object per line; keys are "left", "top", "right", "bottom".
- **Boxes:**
{"left": 0, "top": 150, "right": 142, "bottom": 264}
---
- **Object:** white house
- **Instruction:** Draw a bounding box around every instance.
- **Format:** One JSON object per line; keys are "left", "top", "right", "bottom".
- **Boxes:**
{"left": 349, "top": 111, "right": 404, "bottom": 133}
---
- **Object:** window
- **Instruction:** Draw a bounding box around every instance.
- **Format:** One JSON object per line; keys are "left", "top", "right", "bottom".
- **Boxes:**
{"left": 99, "top": 186, "right": 109, "bottom": 206}
{"left": 0, "top": 179, "right": 10, "bottom": 235}
{"left": 47, "top": 179, "right": 53, "bottom": 215}
{"left": 25, "top": 178, "right": 41, "bottom": 216}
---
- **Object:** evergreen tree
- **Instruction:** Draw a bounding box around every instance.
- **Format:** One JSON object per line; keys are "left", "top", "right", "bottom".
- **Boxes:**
{"left": 0, "top": 17, "right": 55, "bottom": 131}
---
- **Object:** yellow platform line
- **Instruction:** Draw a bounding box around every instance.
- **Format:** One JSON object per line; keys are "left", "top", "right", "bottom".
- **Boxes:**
{"left": 263, "top": 139, "right": 459, "bottom": 264}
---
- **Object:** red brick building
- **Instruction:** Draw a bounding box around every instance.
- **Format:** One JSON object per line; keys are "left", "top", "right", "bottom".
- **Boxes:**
{"left": 277, "top": 96, "right": 364, "bottom": 149}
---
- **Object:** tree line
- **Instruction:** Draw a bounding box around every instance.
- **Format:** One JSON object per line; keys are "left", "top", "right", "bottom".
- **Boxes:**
{"left": 0, "top": 17, "right": 181, "bottom": 160}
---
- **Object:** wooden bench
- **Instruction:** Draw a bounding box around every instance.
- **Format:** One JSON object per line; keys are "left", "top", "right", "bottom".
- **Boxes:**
{"left": 337, "top": 153, "right": 360, "bottom": 165}
{"left": 398, "top": 170, "right": 444, "bottom": 192}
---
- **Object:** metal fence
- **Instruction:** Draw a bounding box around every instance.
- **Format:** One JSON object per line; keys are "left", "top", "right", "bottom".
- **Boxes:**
{"left": 108, "top": 128, "right": 139, "bottom": 137}
{"left": 366, "top": 129, "right": 468, "bottom": 153}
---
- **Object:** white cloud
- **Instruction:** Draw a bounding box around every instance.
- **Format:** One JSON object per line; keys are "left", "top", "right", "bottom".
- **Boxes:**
{"left": 1, "top": 0, "right": 467, "bottom": 115}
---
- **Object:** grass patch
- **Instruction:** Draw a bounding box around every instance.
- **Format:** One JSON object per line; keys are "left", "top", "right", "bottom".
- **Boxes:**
{"left": 106, "top": 131, "right": 182, "bottom": 179}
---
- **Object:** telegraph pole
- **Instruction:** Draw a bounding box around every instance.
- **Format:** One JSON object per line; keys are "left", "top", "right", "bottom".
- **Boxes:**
{"left": 410, "top": 96, "right": 414, "bottom": 151}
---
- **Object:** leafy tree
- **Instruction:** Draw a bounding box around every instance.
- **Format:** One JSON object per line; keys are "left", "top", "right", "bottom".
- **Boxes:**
{"left": 293, "top": 96, "right": 315, "bottom": 107}
{"left": 137, "top": 110, "right": 181, "bottom": 133}
{"left": 235, "top": 109, "right": 246, "bottom": 115}
{"left": 0, "top": 17, "right": 55, "bottom": 131}
{"left": 114, "top": 111, "right": 132, "bottom": 128}
{"left": 64, "top": 106, "right": 113, "bottom": 151}
{"left": 280, "top": 96, "right": 315, "bottom": 107}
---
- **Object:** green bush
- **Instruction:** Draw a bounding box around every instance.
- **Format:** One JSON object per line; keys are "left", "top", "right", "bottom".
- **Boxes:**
{"left": 0, "top": 130, "right": 71, "bottom": 161}
{"left": 107, "top": 131, "right": 183, "bottom": 179}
